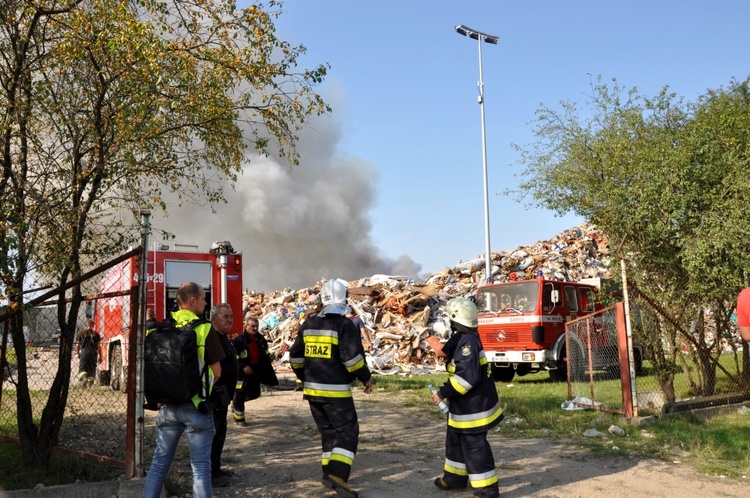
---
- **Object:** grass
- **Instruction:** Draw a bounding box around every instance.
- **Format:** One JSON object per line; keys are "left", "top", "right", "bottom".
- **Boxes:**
{"left": 1, "top": 369, "right": 749, "bottom": 491}
{"left": 372, "top": 371, "right": 750, "bottom": 479}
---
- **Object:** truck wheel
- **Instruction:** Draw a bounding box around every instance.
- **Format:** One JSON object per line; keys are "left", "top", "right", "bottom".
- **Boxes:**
{"left": 549, "top": 346, "right": 568, "bottom": 382}
{"left": 569, "top": 346, "right": 586, "bottom": 382}
{"left": 491, "top": 366, "right": 515, "bottom": 382}
{"left": 110, "top": 344, "right": 123, "bottom": 391}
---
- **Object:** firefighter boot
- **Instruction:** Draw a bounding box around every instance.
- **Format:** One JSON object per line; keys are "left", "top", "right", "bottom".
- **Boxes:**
{"left": 322, "top": 474, "right": 358, "bottom": 498}
{"left": 434, "top": 477, "right": 466, "bottom": 491}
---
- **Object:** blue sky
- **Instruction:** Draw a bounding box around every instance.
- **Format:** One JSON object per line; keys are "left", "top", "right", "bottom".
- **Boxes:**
{"left": 196, "top": 1, "right": 750, "bottom": 290}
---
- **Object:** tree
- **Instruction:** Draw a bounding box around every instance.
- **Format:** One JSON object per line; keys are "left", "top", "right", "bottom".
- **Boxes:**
{"left": 516, "top": 76, "right": 750, "bottom": 397}
{"left": 1, "top": 0, "right": 329, "bottom": 467}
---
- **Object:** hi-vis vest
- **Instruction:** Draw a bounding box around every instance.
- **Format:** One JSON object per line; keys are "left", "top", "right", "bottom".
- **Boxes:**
{"left": 289, "top": 313, "right": 371, "bottom": 402}
{"left": 440, "top": 331, "right": 503, "bottom": 433}
{"left": 171, "top": 309, "right": 215, "bottom": 409}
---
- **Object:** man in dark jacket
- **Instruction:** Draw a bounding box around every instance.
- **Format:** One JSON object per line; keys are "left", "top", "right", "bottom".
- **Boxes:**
{"left": 431, "top": 297, "right": 503, "bottom": 498}
{"left": 209, "top": 303, "right": 239, "bottom": 487}
{"left": 76, "top": 319, "right": 101, "bottom": 387}
{"left": 290, "top": 279, "right": 372, "bottom": 498}
{"left": 231, "top": 314, "right": 278, "bottom": 426}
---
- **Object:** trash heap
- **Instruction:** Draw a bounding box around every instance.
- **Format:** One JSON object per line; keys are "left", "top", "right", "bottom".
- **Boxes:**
{"left": 245, "top": 222, "right": 613, "bottom": 376}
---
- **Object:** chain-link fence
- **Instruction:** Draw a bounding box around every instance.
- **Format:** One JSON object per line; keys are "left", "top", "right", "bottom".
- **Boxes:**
{"left": 629, "top": 298, "right": 750, "bottom": 416}
{"left": 0, "top": 248, "right": 141, "bottom": 469}
{"left": 566, "top": 303, "right": 632, "bottom": 415}
{"left": 566, "top": 299, "right": 750, "bottom": 418}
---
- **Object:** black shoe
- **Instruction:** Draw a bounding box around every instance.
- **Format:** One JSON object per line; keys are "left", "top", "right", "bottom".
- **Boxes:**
{"left": 434, "top": 477, "right": 465, "bottom": 490}
{"left": 212, "top": 474, "right": 231, "bottom": 488}
{"left": 213, "top": 468, "right": 232, "bottom": 477}
{"left": 234, "top": 418, "right": 247, "bottom": 427}
{"left": 322, "top": 474, "right": 358, "bottom": 498}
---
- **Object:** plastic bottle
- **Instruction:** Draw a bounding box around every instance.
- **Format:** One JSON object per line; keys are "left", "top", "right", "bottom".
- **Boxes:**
{"left": 428, "top": 384, "right": 449, "bottom": 414}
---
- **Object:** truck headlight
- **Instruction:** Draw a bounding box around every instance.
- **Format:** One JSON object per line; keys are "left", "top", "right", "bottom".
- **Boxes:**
{"left": 522, "top": 353, "right": 536, "bottom": 361}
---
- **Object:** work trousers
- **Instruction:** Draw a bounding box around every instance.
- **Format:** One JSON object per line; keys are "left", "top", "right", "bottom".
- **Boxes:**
{"left": 232, "top": 379, "right": 260, "bottom": 421}
{"left": 308, "top": 399, "right": 359, "bottom": 482}
{"left": 211, "top": 406, "right": 229, "bottom": 473}
{"left": 442, "top": 429, "right": 499, "bottom": 498}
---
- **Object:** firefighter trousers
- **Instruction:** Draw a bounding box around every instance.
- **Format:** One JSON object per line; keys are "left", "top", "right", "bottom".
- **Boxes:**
{"left": 308, "top": 399, "right": 359, "bottom": 482}
{"left": 442, "top": 429, "right": 499, "bottom": 498}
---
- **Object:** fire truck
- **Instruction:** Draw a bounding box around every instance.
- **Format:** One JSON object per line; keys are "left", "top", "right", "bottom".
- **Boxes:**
{"left": 95, "top": 241, "right": 243, "bottom": 390}
{"left": 475, "top": 274, "right": 639, "bottom": 382}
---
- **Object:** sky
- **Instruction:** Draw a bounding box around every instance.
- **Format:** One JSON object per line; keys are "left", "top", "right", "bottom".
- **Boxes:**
{"left": 155, "top": 1, "right": 750, "bottom": 291}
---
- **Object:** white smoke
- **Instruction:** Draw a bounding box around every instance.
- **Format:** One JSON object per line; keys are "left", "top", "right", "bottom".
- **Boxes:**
{"left": 150, "top": 108, "right": 422, "bottom": 291}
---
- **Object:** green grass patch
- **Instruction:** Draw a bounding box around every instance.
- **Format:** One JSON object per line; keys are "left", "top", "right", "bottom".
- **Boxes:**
{"left": 373, "top": 371, "right": 750, "bottom": 478}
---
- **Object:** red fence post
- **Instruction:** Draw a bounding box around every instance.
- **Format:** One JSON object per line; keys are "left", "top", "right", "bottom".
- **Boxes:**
{"left": 616, "top": 302, "right": 634, "bottom": 418}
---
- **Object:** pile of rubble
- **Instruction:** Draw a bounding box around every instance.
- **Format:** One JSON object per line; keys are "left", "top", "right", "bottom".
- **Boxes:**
{"left": 245, "top": 222, "right": 613, "bottom": 375}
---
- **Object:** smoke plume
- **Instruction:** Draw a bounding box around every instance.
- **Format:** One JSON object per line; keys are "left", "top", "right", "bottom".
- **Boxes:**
{"left": 151, "top": 111, "right": 422, "bottom": 291}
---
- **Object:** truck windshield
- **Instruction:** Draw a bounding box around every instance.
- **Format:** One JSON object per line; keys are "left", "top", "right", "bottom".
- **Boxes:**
{"left": 476, "top": 281, "right": 539, "bottom": 313}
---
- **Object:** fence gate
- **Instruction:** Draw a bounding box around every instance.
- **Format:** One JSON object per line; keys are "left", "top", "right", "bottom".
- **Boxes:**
{"left": 0, "top": 248, "right": 141, "bottom": 473}
{"left": 565, "top": 302, "right": 635, "bottom": 417}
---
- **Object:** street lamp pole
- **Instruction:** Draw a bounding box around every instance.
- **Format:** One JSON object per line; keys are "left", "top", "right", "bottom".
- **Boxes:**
{"left": 455, "top": 24, "right": 498, "bottom": 285}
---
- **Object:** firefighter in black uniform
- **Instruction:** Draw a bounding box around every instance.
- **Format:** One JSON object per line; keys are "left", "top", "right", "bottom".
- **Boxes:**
{"left": 431, "top": 297, "right": 503, "bottom": 498}
{"left": 232, "top": 315, "right": 278, "bottom": 426}
{"left": 290, "top": 279, "right": 372, "bottom": 498}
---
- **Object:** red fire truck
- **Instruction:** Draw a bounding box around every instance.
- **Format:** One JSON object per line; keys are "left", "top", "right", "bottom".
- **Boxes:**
{"left": 96, "top": 241, "right": 243, "bottom": 390}
{"left": 475, "top": 274, "right": 632, "bottom": 382}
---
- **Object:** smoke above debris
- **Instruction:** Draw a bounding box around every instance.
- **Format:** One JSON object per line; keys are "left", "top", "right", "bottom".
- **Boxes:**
{"left": 151, "top": 111, "right": 422, "bottom": 291}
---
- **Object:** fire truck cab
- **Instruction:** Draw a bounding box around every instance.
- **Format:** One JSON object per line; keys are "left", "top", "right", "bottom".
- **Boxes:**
{"left": 95, "top": 241, "right": 244, "bottom": 390}
{"left": 475, "top": 274, "right": 610, "bottom": 382}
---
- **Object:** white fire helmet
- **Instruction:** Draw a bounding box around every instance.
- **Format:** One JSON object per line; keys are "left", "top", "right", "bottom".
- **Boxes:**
{"left": 445, "top": 297, "right": 479, "bottom": 328}
{"left": 318, "top": 279, "right": 350, "bottom": 316}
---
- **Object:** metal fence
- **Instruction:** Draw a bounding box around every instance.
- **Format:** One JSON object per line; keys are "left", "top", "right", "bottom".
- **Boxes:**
{"left": 566, "top": 303, "right": 633, "bottom": 416}
{"left": 0, "top": 248, "right": 141, "bottom": 471}
{"left": 566, "top": 300, "right": 750, "bottom": 418}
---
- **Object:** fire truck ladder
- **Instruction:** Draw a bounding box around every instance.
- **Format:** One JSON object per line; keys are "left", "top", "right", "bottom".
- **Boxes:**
{"left": 144, "top": 254, "right": 157, "bottom": 313}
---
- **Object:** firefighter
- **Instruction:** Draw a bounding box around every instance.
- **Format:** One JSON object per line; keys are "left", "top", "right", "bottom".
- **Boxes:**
{"left": 231, "top": 315, "right": 278, "bottom": 426}
{"left": 431, "top": 297, "right": 504, "bottom": 498}
{"left": 289, "top": 279, "right": 373, "bottom": 498}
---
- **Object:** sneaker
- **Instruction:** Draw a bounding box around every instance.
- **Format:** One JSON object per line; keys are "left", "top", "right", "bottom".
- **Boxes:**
{"left": 234, "top": 418, "right": 247, "bottom": 427}
{"left": 321, "top": 474, "right": 358, "bottom": 498}
{"left": 212, "top": 474, "right": 231, "bottom": 488}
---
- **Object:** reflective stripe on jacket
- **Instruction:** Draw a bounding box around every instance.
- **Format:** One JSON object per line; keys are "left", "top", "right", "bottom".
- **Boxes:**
{"left": 438, "top": 331, "right": 503, "bottom": 433}
{"left": 289, "top": 313, "right": 371, "bottom": 402}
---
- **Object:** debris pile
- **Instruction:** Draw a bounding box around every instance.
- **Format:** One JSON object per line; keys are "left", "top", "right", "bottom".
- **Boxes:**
{"left": 246, "top": 222, "right": 612, "bottom": 375}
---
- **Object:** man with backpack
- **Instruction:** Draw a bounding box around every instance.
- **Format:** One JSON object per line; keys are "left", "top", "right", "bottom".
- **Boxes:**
{"left": 143, "top": 282, "right": 225, "bottom": 498}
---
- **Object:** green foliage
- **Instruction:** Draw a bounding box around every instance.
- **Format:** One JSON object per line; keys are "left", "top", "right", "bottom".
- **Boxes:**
{"left": 515, "top": 75, "right": 750, "bottom": 398}
{"left": 1, "top": 0, "right": 330, "bottom": 468}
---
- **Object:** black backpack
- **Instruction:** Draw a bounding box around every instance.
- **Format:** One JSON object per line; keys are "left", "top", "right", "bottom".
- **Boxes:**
{"left": 144, "top": 317, "right": 209, "bottom": 405}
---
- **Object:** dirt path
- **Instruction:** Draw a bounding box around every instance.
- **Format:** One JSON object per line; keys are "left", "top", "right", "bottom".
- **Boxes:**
{"left": 153, "top": 384, "right": 750, "bottom": 498}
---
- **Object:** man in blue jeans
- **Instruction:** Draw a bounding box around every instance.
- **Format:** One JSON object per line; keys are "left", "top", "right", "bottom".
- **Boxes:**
{"left": 143, "top": 282, "right": 225, "bottom": 498}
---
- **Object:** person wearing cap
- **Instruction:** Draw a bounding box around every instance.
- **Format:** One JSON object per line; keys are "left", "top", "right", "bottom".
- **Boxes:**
{"left": 289, "top": 279, "right": 373, "bottom": 498}
{"left": 430, "top": 297, "right": 503, "bottom": 498}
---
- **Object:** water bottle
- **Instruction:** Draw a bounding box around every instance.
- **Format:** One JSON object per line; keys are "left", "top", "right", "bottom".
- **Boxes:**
{"left": 428, "top": 384, "right": 449, "bottom": 414}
